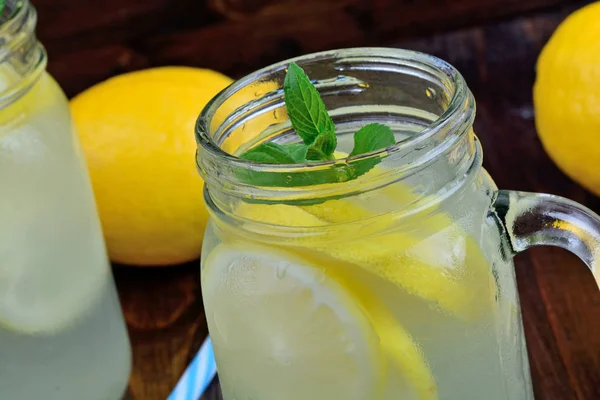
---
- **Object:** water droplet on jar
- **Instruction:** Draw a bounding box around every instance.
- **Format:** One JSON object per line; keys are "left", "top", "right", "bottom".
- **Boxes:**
{"left": 316, "top": 269, "right": 326, "bottom": 283}
{"left": 357, "top": 82, "right": 370, "bottom": 89}
{"left": 281, "top": 356, "right": 292, "bottom": 366}
{"left": 276, "top": 264, "right": 288, "bottom": 279}
{"left": 212, "top": 311, "right": 229, "bottom": 344}
{"left": 426, "top": 87, "right": 436, "bottom": 98}
{"left": 272, "top": 347, "right": 293, "bottom": 366}
{"left": 241, "top": 123, "right": 247, "bottom": 132}
{"left": 227, "top": 260, "right": 237, "bottom": 274}
{"left": 254, "top": 90, "right": 264, "bottom": 97}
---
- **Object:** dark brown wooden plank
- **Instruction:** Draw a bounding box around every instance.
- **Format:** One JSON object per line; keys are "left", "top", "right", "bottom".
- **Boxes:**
{"left": 47, "top": 45, "right": 151, "bottom": 98}
{"left": 530, "top": 248, "right": 600, "bottom": 400}
{"left": 113, "top": 263, "right": 207, "bottom": 399}
{"left": 514, "top": 253, "right": 579, "bottom": 399}
{"left": 138, "top": 0, "right": 592, "bottom": 79}
{"left": 39, "top": 0, "right": 593, "bottom": 97}
{"left": 34, "top": 0, "right": 585, "bottom": 46}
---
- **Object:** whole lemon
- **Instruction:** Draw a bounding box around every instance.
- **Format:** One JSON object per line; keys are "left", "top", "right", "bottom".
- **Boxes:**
{"left": 70, "top": 67, "right": 233, "bottom": 266}
{"left": 534, "top": 2, "right": 600, "bottom": 196}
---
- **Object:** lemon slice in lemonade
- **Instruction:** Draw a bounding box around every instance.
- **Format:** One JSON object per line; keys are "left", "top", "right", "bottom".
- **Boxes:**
{"left": 313, "top": 217, "right": 495, "bottom": 321}
{"left": 202, "top": 243, "right": 386, "bottom": 400}
{"left": 300, "top": 179, "right": 496, "bottom": 321}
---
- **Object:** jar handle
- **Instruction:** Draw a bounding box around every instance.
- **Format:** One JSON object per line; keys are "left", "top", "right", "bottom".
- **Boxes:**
{"left": 491, "top": 190, "right": 600, "bottom": 288}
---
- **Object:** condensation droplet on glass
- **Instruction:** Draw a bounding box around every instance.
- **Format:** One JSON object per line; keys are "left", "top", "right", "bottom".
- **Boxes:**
{"left": 285, "top": 175, "right": 293, "bottom": 183}
{"left": 358, "top": 82, "right": 370, "bottom": 89}
{"left": 426, "top": 87, "right": 436, "bottom": 98}
{"left": 272, "top": 349, "right": 293, "bottom": 366}
{"left": 273, "top": 109, "right": 279, "bottom": 119}
{"left": 212, "top": 311, "right": 229, "bottom": 344}
{"left": 316, "top": 269, "right": 326, "bottom": 283}
{"left": 254, "top": 90, "right": 264, "bottom": 97}
{"left": 241, "top": 122, "right": 247, "bottom": 132}
{"left": 276, "top": 263, "right": 288, "bottom": 279}
{"left": 227, "top": 260, "right": 237, "bottom": 274}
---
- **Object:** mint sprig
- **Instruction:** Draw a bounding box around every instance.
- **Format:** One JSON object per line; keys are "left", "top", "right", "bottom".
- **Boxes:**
{"left": 241, "top": 142, "right": 307, "bottom": 164}
{"left": 239, "top": 62, "right": 395, "bottom": 186}
{"left": 0, "top": 1, "right": 5, "bottom": 15}
{"left": 283, "top": 62, "right": 336, "bottom": 149}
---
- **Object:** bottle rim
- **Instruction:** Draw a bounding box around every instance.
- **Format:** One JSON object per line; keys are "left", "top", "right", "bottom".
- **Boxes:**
{"left": 0, "top": 0, "right": 46, "bottom": 108}
{"left": 196, "top": 47, "right": 475, "bottom": 204}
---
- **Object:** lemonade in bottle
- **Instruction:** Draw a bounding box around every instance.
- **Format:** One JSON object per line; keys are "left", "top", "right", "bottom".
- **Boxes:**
{"left": 196, "top": 49, "right": 600, "bottom": 399}
{"left": 0, "top": 1, "right": 131, "bottom": 398}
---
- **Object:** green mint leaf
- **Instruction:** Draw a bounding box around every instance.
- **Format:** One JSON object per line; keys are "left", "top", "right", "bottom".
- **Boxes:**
{"left": 306, "top": 134, "right": 336, "bottom": 161}
{"left": 347, "top": 123, "right": 396, "bottom": 177}
{"left": 349, "top": 123, "right": 395, "bottom": 156}
{"left": 240, "top": 142, "right": 299, "bottom": 164}
{"left": 235, "top": 65, "right": 398, "bottom": 196}
{"left": 284, "top": 62, "right": 336, "bottom": 146}
{"left": 0, "top": 1, "right": 5, "bottom": 15}
{"left": 234, "top": 163, "right": 354, "bottom": 193}
{"left": 311, "top": 130, "right": 337, "bottom": 158}
{"left": 282, "top": 143, "right": 309, "bottom": 162}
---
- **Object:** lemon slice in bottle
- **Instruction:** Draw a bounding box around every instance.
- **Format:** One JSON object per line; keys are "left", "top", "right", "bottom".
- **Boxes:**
{"left": 202, "top": 243, "right": 386, "bottom": 400}
{"left": 312, "top": 217, "right": 495, "bottom": 321}
{"left": 216, "top": 202, "right": 439, "bottom": 398}
{"left": 299, "top": 179, "right": 496, "bottom": 321}
{"left": 301, "top": 250, "right": 439, "bottom": 400}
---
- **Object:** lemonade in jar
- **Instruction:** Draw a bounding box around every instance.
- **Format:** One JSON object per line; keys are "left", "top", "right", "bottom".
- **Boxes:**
{"left": 0, "top": 1, "right": 131, "bottom": 398}
{"left": 196, "top": 49, "right": 600, "bottom": 399}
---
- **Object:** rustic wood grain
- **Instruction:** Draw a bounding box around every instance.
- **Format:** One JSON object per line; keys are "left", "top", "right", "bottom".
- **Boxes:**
{"left": 36, "top": 0, "right": 594, "bottom": 97}
{"left": 113, "top": 263, "right": 207, "bottom": 399}
{"left": 32, "top": 0, "right": 600, "bottom": 398}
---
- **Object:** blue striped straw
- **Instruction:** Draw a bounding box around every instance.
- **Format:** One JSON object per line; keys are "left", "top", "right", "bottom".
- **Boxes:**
{"left": 167, "top": 336, "right": 217, "bottom": 400}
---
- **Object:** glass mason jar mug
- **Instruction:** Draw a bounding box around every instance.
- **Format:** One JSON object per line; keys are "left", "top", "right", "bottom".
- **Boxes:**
{"left": 196, "top": 48, "right": 600, "bottom": 400}
{"left": 0, "top": 1, "right": 131, "bottom": 399}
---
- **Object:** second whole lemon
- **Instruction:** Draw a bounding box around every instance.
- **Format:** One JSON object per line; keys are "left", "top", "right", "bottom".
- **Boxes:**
{"left": 70, "top": 67, "right": 233, "bottom": 266}
{"left": 534, "top": 2, "right": 600, "bottom": 196}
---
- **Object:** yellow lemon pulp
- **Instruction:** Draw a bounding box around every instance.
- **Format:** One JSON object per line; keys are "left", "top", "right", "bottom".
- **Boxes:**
{"left": 204, "top": 240, "right": 438, "bottom": 400}
{"left": 221, "top": 194, "right": 482, "bottom": 398}
{"left": 203, "top": 243, "right": 388, "bottom": 400}
{"left": 534, "top": 2, "right": 600, "bottom": 196}
{"left": 70, "top": 67, "right": 233, "bottom": 265}
{"left": 234, "top": 175, "right": 496, "bottom": 321}
{"left": 301, "top": 250, "right": 439, "bottom": 399}
{"left": 303, "top": 197, "right": 495, "bottom": 320}
{"left": 209, "top": 132, "right": 492, "bottom": 398}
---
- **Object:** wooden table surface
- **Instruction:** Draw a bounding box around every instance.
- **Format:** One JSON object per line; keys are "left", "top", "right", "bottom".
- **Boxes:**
{"left": 34, "top": 0, "right": 600, "bottom": 398}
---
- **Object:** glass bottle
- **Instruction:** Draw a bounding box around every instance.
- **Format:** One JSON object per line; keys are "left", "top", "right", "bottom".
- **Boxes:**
{"left": 0, "top": 1, "right": 132, "bottom": 398}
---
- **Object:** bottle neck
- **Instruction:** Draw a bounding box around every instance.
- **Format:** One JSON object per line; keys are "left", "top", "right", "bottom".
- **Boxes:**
{"left": 197, "top": 48, "right": 478, "bottom": 208}
{"left": 0, "top": 0, "right": 45, "bottom": 109}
